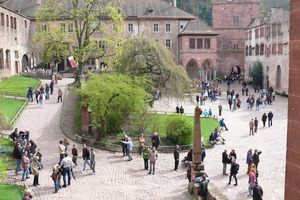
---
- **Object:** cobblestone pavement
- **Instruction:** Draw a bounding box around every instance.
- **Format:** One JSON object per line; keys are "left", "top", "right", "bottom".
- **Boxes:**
{"left": 151, "top": 82, "right": 288, "bottom": 200}
{"left": 9, "top": 78, "right": 192, "bottom": 200}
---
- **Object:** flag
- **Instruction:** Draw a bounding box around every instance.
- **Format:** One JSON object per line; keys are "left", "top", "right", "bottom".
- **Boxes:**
{"left": 68, "top": 56, "right": 79, "bottom": 68}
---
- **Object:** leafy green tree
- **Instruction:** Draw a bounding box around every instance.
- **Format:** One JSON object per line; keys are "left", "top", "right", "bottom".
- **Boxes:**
{"left": 114, "top": 37, "right": 190, "bottom": 98}
{"left": 35, "top": 0, "right": 125, "bottom": 81}
{"left": 251, "top": 61, "right": 264, "bottom": 89}
{"left": 76, "top": 73, "right": 148, "bottom": 140}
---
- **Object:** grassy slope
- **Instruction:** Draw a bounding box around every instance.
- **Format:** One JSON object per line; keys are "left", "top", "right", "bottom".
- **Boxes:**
{"left": 0, "top": 138, "right": 15, "bottom": 170}
{"left": 0, "top": 184, "right": 24, "bottom": 200}
{"left": 0, "top": 98, "right": 26, "bottom": 123}
{"left": 0, "top": 76, "right": 39, "bottom": 97}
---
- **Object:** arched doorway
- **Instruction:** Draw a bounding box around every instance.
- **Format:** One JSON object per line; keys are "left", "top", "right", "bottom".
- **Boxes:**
{"left": 22, "top": 54, "right": 29, "bottom": 72}
{"left": 231, "top": 66, "right": 241, "bottom": 74}
{"left": 186, "top": 59, "right": 200, "bottom": 80}
{"left": 201, "top": 59, "right": 214, "bottom": 82}
{"left": 276, "top": 65, "right": 281, "bottom": 89}
{"left": 0, "top": 49, "right": 4, "bottom": 69}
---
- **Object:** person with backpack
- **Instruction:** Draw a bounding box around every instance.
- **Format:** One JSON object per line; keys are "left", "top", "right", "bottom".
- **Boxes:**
{"left": 253, "top": 182, "right": 263, "bottom": 200}
{"left": 196, "top": 174, "right": 209, "bottom": 200}
{"left": 228, "top": 160, "right": 239, "bottom": 186}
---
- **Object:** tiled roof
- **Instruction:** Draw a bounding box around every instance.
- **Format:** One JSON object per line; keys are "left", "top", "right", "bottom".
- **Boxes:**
{"left": 180, "top": 18, "right": 218, "bottom": 35}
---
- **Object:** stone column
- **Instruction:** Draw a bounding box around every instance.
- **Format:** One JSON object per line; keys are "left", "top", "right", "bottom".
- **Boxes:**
{"left": 285, "top": 1, "right": 300, "bottom": 199}
{"left": 81, "top": 105, "right": 90, "bottom": 135}
{"left": 192, "top": 106, "right": 204, "bottom": 180}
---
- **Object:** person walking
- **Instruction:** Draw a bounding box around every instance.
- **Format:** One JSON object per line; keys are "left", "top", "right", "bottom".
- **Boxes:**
{"left": 90, "top": 148, "right": 96, "bottom": 175}
{"left": 27, "top": 87, "right": 33, "bottom": 102}
{"left": 253, "top": 182, "right": 263, "bottom": 200}
{"left": 174, "top": 145, "right": 180, "bottom": 171}
{"left": 82, "top": 144, "right": 91, "bottom": 174}
{"left": 58, "top": 140, "right": 65, "bottom": 164}
{"left": 121, "top": 135, "right": 128, "bottom": 157}
{"left": 121, "top": 137, "right": 133, "bottom": 161}
{"left": 249, "top": 119, "right": 254, "bottom": 136}
{"left": 218, "top": 103, "right": 222, "bottom": 116}
{"left": 222, "top": 149, "right": 229, "bottom": 175}
{"left": 57, "top": 88, "right": 63, "bottom": 103}
{"left": 148, "top": 147, "right": 158, "bottom": 175}
{"left": 50, "top": 80, "right": 54, "bottom": 95}
{"left": 51, "top": 164, "right": 61, "bottom": 193}
{"left": 151, "top": 132, "right": 161, "bottom": 150}
{"left": 32, "top": 156, "right": 40, "bottom": 186}
{"left": 267, "top": 111, "right": 273, "bottom": 127}
{"left": 45, "top": 83, "right": 50, "bottom": 100}
{"left": 142, "top": 146, "right": 150, "bottom": 170}
{"left": 254, "top": 117, "right": 258, "bottom": 133}
{"left": 35, "top": 90, "right": 40, "bottom": 104}
{"left": 71, "top": 144, "right": 78, "bottom": 166}
{"left": 253, "top": 149, "right": 262, "bottom": 169}
{"left": 59, "top": 154, "right": 73, "bottom": 187}
{"left": 228, "top": 160, "right": 239, "bottom": 186}
{"left": 261, "top": 113, "right": 267, "bottom": 128}
{"left": 246, "top": 149, "right": 254, "bottom": 174}
{"left": 21, "top": 151, "right": 30, "bottom": 181}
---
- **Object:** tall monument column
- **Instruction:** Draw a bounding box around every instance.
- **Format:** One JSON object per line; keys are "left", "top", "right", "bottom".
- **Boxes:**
{"left": 285, "top": 1, "right": 300, "bottom": 199}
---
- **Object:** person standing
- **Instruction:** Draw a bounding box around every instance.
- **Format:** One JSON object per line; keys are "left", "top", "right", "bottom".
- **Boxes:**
{"left": 229, "top": 149, "right": 237, "bottom": 164}
{"left": 13, "top": 142, "right": 23, "bottom": 175}
{"left": 222, "top": 149, "right": 229, "bottom": 175}
{"left": 261, "top": 113, "right": 267, "bottom": 128}
{"left": 228, "top": 98, "right": 232, "bottom": 110}
{"left": 58, "top": 140, "right": 65, "bottom": 164}
{"left": 121, "top": 137, "right": 133, "bottom": 161}
{"left": 59, "top": 154, "right": 73, "bottom": 187}
{"left": 142, "top": 146, "right": 150, "bottom": 170}
{"left": 121, "top": 135, "right": 128, "bottom": 157}
{"left": 228, "top": 160, "right": 239, "bottom": 186}
{"left": 267, "top": 111, "right": 273, "bottom": 127}
{"left": 179, "top": 106, "right": 184, "bottom": 115}
{"left": 249, "top": 119, "right": 254, "bottom": 136}
{"left": 254, "top": 117, "right": 258, "bottom": 133}
{"left": 32, "top": 156, "right": 40, "bottom": 186}
{"left": 27, "top": 87, "right": 33, "bottom": 102}
{"left": 90, "top": 148, "right": 96, "bottom": 175}
{"left": 196, "top": 175, "right": 209, "bottom": 200}
{"left": 57, "top": 88, "right": 63, "bottom": 103}
{"left": 51, "top": 164, "right": 61, "bottom": 193}
{"left": 218, "top": 103, "right": 222, "bottom": 116}
{"left": 21, "top": 151, "right": 30, "bottom": 181}
{"left": 253, "top": 149, "right": 262, "bottom": 169}
{"left": 151, "top": 132, "right": 161, "bottom": 150}
{"left": 174, "top": 145, "right": 180, "bottom": 171}
{"left": 253, "top": 182, "right": 263, "bottom": 200}
{"left": 148, "top": 147, "right": 158, "bottom": 175}
{"left": 246, "top": 149, "right": 254, "bottom": 174}
{"left": 138, "top": 134, "right": 145, "bottom": 155}
{"left": 71, "top": 144, "right": 78, "bottom": 166}
{"left": 35, "top": 90, "right": 40, "bottom": 104}
{"left": 248, "top": 169, "right": 257, "bottom": 196}
{"left": 82, "top": 144, "right": 90, "bottom": 174}
{"left": 45, "top": 83, "right": 50, "bottom": 100}
{"left": 50, "top": 80, "right": 54, "bottom": 95}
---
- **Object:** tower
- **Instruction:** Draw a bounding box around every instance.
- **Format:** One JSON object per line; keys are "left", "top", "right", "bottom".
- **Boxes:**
{"left": 212, "top": 0, "right": 260, "bottom": 76}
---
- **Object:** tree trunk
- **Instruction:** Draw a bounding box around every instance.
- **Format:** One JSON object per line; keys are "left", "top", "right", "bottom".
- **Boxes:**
{"left": 96, "top": 119, "right": 105, "bottom": 141}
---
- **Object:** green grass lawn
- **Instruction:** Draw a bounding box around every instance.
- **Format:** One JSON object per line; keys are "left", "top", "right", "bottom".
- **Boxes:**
{"left": 0, "top": 76, "right": 39, "bottom": 97}
{"left": 0, "top": 184, "right": 24, "bottom": 200}
{"left": 0, "top": 98, "right": 26, "bottom": 123}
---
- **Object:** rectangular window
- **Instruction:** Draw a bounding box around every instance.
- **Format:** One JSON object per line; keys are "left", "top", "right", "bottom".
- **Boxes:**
{"left": 189, "top": 38, "right": 196, "bottom": 49}
{"left": 197, "top": 38, "right": 203, "bottom": 49}
{"left": 255, "top": 29, "right": 259, "bottom": 39}
{"left": 204, "top": 39, "right": 210, "bottom": 49}
{"left": 24, "top": 20, "right": 27, "bottom": 28}
{"left": 266, "top": 26, "right": 270, "bottom": 38}
{"left": 0, "top": 13, "right": 4, "bottom": 26}
{"left": 272, "top": 23, "right": 277, "bottom": 37}
{"left": 255, "top": 44, "right": 259, "bottom": 55}
{"left": 6, "top": 15, "right": 9, "bottom": 27}
{"left": 272, "top": 43, "right": 277, "bottom": 55}
{"left": 153, "top": 23, "right": 159, "bottom": 32}
{"left": 249, "top": 46, "right": 252, "bottom": 56}
{"left": 68, "top": 23, "right": 73, "bottom": 33}
{"left": 278, "top": 23, "right": 282, "bottom": 35}
{"left": 278, "top": 43, "right": 283, "bottom": 54}
{"left": 260, "top": 27, "right": 264, "bottom": 38}
{"left": 245, "top": 46, "right": 248, "bottom": 56}
{"left": 60, "top": 23, "right": 66, "bottom": 32}
{"left": 260, "top": 44, "right": 264, "bottom": 55}
{"left": 165, "top": 39, "right": 171, "bottom": 48}
{"left": 40, "top": 24, "right": 48, "bottom": 32}
{"left": 249, "top": 30, "right": 252, "bottom": 40}
{"left": 233, "top": 16, "right": 239, "bottom": 24}
{"left": 13, "top": 18, "right": 17, "bottom": 29}
{"left": 10, "top": 16, "right": 13, "bottom": 28}
{"left": 128, "top": 23, "right": 133, "bottom": 32}
{"left": 14, "top": 50, "right": 19, "bottom": 59}
{"left": 166, "top": 23, "right": 171, "bottom": 32}
{"left": 233, "top": 44, "right": 239, "bottom": 50}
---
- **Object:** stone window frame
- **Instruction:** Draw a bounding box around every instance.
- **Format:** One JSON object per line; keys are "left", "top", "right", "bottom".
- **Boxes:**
{"left": 260, "top": 27, "right": 264, "bottom": 38}
{"left": 153, "top": 23, "right": 159, "bottom": 32}
{"left": 14, "top": 50, "right": 19, "bottom": 59}
{"left": 5, "top": 49, "right": 11, "bottom": 68}
{"left": 204, "top": 38, "right": 210, "bottom": 49}
{"left": 189, "top": 38, "right": 196, "bottom": 49}
{"left": 68, "top": 23, "right": 74, "bottom": 33}
{"left": 40, "top": 24, "right": 48, "bottom": 32}
{"left": 249, "top": 45, "right": 252, "bottom": 56}
{"left": 245, "top": 46, "right": 248, "bottom": 56}
{"left": 278, "top": 43, "right": 283, "bottom": 55}
{"left": 260, "top": 44, "right": 264, "bottom": 56}
{"left": 10, "top": 16, "right": 13, "bottom": 28}
{"left": 0, "top": 13, "right": 4, "bottom": 26}
{"left": 233, "top": 16, "right": 240, "bottom": 25}
{"left": 255, "top": 28, "right": 259, "bottom": 39}
{"left": 60, "top": 23, "right": 66, "bottom": 32}
{"left": 13, "top": 18, "right": 17, "bottom": 30}
{"left": 24, "top": 20, "right": 27, "bottom": 29}
{"left": 255, "top": 44, "right": 259, "bottom": 55}
{"left": 249, "top": 30, "right": 252, "bottom": 40}
{"left": 233, "top": 44, "right": 239, "bottom": 50}
{"left": 272, "top": 43, "right": 277, "bottom": 55}
{"left": 197, "top": 38, "right": 203, "bottom": 49}
{"left": 165, "top": 39, "right": 171, "bottom": 48}
{"left": 165, "top": 23, "right": 171, "bottom": 32}
{"left": 128, "top": 23, "right": 134, "bottom": 32}
{"left": 6, "top": 15, "right": 9, "bottom": 27}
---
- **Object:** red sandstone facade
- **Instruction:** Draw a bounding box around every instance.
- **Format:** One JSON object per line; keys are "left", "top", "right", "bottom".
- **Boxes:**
{"left": 212, "top": 0, "right": 260, "bottom": 76}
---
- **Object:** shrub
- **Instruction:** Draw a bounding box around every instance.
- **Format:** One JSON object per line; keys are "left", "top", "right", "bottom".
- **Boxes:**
{"left": 251, "top": 61, "right": 264, "bottom": 89}
{"left": 166, "top": 116, "right": 192, "bottom": 145}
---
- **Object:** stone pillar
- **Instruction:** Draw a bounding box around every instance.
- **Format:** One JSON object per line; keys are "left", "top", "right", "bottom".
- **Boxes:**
{"left": 285, "top": 1, "right": 300, "bottom": 199}
{"left": 81, "top": 105, "right": 90, "bottom": 135}
{"left": 192, "top": 106, "right": 204, "bottom": 180}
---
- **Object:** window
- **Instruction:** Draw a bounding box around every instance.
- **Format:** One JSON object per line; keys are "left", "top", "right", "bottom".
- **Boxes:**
{"left": 255, "top": 44, "right": 259, "bottom": 55}
{"left": 165, "top": 39, "right": 171, "bottom": 48}
{"left": 153, "top": 23, "right": 158, "bottom": 32}
{"left": 260, "top": 44, "right": 264, "bottom": 55}
{"left": 40, "top": 24, "right": 48, "bottom": 32}
{"left": 233, "top": 44, "right": 239, "bottom": 50}
{"left": 249, "top": 45, "right": 252, "bottom": 56}
{"left": 249, "top": 30, "right": 252, "bottom": 40}
{"left": 10, "top": 16, "right": 13, "bottom": 28}
{"left": 272, "top": 43, "right": 277, "bottom": 55}
{"left": 272, "top": 23, "right": 277, "bottom": 37}
{"left": 260, "top": 27, "right": 264, "bottom": 38}
{"left": 204, "top": 39, "right": 210, "bottom": 49}
{"left": 266, "top": 26, "right": 270, "bottom": 38}
{"left": 278, "top": 23, "right": 282, "bottom": 35}
{"left": 233, "top": 16, "right": 239, "bottom": 24}
{"left": 6, "top": 15, "right": 9, "bottom": 27}
{"left": 13, "top": 18, "right": 17, "bottom": 29}
{"left": 60, "top": 23, "right": 66, "bottom": 32}
{"left": 189, "top": 38, "right": 196, "bottom": 49}
{"left": 278, "top": 43, "right": 283, "bottom": 54}
{"left": 197, "top": 38, "right": 203, "bottom": 49}
{"left": 245, "top": 46, "right": 248, "bottom": 56}
{"left": 166, "top": 23, "right": 171, "bottom": 32}
{"left": 68, "top": 23, "right": 73, "bottom": 33}
{"left": 255, "top": 29, "right": 259, "bottom": 39}
{"left": 180, "top": 24, "right": 184, "bottom": 29}
{"left": 128, "top": 23, "right": 133, "bottom": 32}
{"left": 14, "top": 50, "right": 19, "bottom": 59}
{"left": 0, "top": 13, "right": 4, "bottom": 26}
{"left": 99, "top": 41, "right": 106, "bottom": 49}
{"left": 24, "top": 20, "right": 27, "bottom": 28}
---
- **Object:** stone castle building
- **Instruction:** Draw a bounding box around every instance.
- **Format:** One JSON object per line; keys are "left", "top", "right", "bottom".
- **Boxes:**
{"left": 0, "top": 0, "right": 218, "bottom": 82}
{"left": 245, "top": 8, "right": 289, "bottom": 92}
{"left": 212, "top": 0, "right": 260, "bottom": 77}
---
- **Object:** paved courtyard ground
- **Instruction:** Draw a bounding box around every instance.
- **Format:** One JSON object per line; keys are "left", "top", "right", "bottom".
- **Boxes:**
{"left": 7, "top": 79, "right": 287, "bottom": 200}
